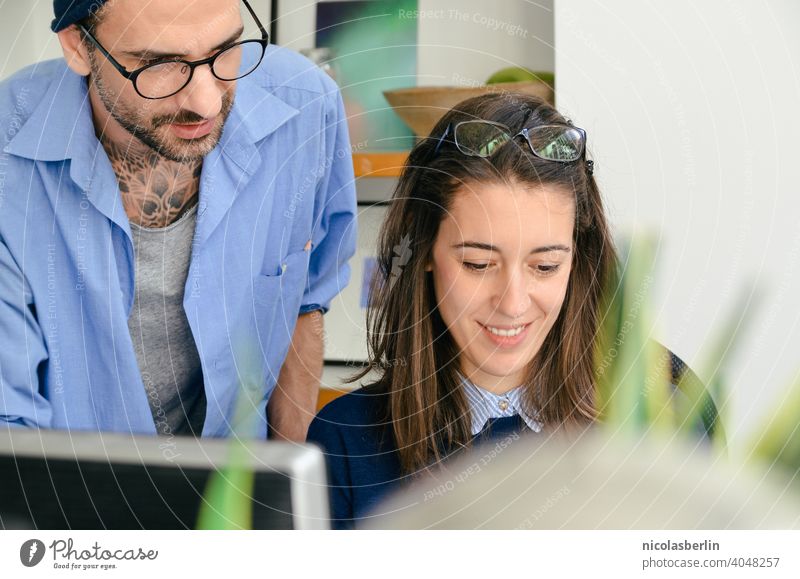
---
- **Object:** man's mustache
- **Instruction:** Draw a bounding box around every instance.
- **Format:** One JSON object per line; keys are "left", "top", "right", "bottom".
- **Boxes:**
{"left": 151, "top": 110, "right": 208, "bottom": 128}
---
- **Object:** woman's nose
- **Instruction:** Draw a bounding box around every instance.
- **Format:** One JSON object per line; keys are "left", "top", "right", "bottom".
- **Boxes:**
{"left": 494, "top": 268, "right": 531, "bottom": 319}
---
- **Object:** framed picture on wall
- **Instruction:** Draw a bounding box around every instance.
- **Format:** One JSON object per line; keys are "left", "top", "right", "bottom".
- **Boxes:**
{"left": 273, "top": 0, "right": 418, "bottom": 152}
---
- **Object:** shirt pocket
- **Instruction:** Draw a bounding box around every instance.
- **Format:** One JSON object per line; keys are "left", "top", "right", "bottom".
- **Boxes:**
{"left": 253, "top": 249, "right": 311, "bottom": 333}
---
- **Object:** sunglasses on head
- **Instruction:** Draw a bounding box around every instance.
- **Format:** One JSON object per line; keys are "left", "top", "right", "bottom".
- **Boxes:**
{"left": 433, "top": 114, "right": 592, "bottom": 173}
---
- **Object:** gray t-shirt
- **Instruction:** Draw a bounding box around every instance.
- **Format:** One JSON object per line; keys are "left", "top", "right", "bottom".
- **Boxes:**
{"left": 127, "top": 205, "right": 206, "bottom": 437}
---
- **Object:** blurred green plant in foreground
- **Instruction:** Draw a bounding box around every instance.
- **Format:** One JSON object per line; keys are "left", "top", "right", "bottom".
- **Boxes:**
{"left": 749, "top": 361, "right": 800, "bottom": 485}
{"left": 595, "top": 235, "right": 732, "bottom": 447}
{"left": 596, "top": 232, "right": 800, "bottom": 494}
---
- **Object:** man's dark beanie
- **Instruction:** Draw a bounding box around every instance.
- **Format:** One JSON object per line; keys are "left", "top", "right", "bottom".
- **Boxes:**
{"left": 51, "top": 0, "right": 110, "bottom": 33}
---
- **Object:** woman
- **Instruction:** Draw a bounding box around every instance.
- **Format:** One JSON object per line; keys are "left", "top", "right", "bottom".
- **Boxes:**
{"left": 307, "top": 93, "right": 617, "bottom": 529}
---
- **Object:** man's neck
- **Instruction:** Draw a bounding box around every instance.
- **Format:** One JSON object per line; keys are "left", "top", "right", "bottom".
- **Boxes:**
{"left": 87, "top": 82, "right": 206, "bottom": 228}
{"left": 100, "top": 134, "right": 202, "bottom": 229}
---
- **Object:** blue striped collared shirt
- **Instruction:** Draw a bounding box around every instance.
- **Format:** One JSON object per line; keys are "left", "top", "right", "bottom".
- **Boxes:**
{"left": 461, "top": 378, "right": 543, "bottom": 435}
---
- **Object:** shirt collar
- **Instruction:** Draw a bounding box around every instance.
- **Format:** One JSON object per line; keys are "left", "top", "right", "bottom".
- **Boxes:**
{"left": 3, "top": 60, "right": 98, "bottom": 163}
{"left": 215, "top": 45, "right": 300, "bottom": 173}
{"left": 461, "top": 376, "right": 542, "bottom": 436}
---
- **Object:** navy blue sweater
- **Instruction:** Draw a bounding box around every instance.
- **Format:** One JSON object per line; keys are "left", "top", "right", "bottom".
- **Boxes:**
{"left": 306, "top": 387, "right": 528, "bottom": 529}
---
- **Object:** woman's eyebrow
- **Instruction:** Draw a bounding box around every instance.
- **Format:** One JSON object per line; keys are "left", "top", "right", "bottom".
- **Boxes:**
{"left": 452, "top": 241, "right": 571, "bottom": 254}
{"left": 529, "top": 244, "right": 571, "bottom": 254}
{"left": 452, "top": 241, "right": 497, "bottom": 251}
{"left": 122, "top": 27, "right": 245, "bottom": 60}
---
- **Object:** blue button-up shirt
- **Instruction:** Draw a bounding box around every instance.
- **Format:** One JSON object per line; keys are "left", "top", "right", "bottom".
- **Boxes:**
{"left": 0, "top": 45, "right": 357, "bottom": 437}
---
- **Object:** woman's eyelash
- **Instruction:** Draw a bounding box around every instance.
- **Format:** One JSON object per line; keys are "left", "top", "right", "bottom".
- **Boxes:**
{"left": 537, "top": 264, "right": 560, "bottom": 274}
{"left": 461, "top": 262, "right": 562, "bottom": 274}
{"left": 462, "top": 262, "right": 490, "bottom": 271}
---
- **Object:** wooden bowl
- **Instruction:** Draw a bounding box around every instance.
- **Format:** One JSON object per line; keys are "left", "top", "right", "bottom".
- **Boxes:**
{"left": 383, "top": 81, "right": 555, "bottom": 138}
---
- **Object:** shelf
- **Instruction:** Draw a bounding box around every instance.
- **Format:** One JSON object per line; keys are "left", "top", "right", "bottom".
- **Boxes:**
{"left": 353, "top": 152, "right": 408, "bottom": 178}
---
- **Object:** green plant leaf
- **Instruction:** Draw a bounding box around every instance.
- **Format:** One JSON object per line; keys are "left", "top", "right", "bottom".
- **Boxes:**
{"left": 196, "top": 347, "right": 264, "bottom": 530}
{"left": 196, "top": 437, "right": 255, "bottom": 530}
{"left": 750, "top": 369, "right": 800, "bottom": 482}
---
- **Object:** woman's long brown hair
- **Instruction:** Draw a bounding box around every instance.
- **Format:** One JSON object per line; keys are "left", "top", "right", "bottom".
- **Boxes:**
{"left": 348, "top": 93, "right": 618, "bottom": 475}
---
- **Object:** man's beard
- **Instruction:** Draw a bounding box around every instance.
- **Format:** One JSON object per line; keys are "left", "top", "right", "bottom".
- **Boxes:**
{"left": 88, "top": 52, "right": 235, "bottom": 163}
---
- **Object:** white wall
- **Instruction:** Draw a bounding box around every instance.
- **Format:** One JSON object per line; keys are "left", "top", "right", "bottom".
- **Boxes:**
{"left": 0, "top": 0, "right": 64, "bottom": 79}
{"left": 555, "top": 0, "right": 800, "bottom": 451}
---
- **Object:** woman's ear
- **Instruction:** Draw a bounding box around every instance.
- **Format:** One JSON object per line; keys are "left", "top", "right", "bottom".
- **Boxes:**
{"left": 57, "top": 25, "right": 92, "bottom": 77}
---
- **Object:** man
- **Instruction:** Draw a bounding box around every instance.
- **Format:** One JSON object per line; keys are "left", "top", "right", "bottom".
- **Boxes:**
{"left": 0, "top": 0, "right": 356, "bottom": 441}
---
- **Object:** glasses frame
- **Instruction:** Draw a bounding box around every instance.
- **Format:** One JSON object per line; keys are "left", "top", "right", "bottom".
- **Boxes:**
{"left": 77, "top": 0, "right": 269, "bottom": 100}
{"left": 434, "top": 119, "right": 590, "bottom": 170}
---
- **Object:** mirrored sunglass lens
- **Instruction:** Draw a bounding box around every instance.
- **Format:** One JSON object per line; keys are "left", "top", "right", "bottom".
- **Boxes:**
{"left": 455, "top": 123, "right": 510, "bottom": 157}
{"left": 137, "top": 61, "right": 191, "bottom": 98}
{"left": 527, "top": 126, "right": 583, "bottom": 161}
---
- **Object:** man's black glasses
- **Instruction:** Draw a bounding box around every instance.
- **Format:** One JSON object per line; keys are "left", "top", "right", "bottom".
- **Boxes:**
{"left": 78, "top": 0, "right": 268, "bottom": 100}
